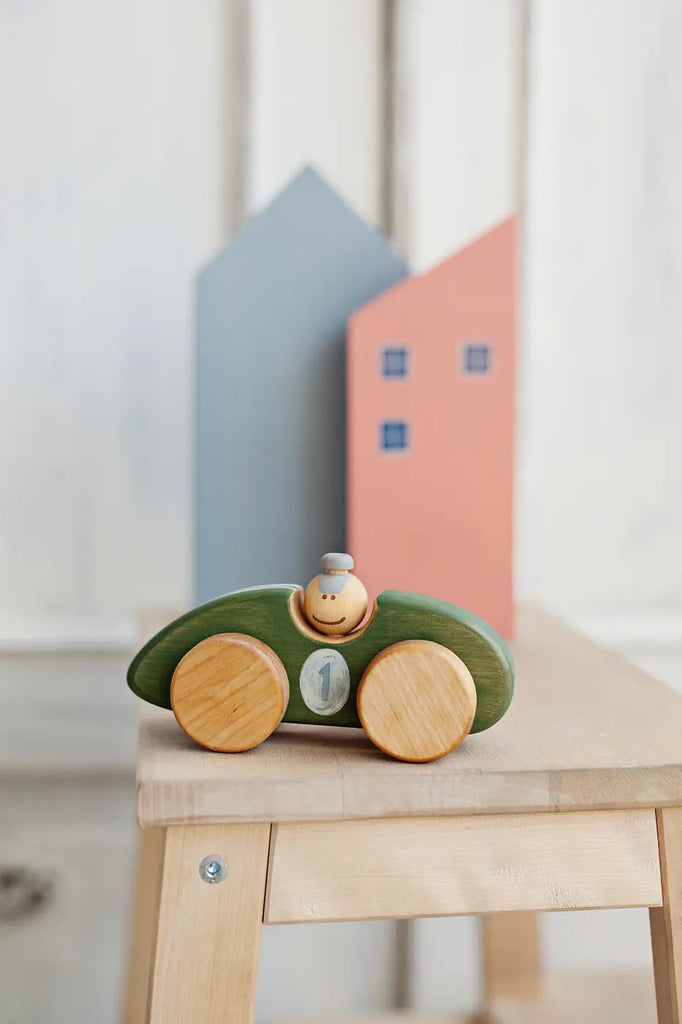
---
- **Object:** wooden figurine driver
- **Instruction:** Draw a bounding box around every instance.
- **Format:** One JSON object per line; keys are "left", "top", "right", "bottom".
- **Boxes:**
{"left": 303, "top": 553, "right": 368, "bottom": 636}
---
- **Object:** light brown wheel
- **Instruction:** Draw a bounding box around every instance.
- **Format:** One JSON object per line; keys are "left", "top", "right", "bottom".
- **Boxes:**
{"left": 357, "top": 639, "right": 477, "bottom": 763}
{"left": 171, "top": 633, "right": 289, "bottom": 752}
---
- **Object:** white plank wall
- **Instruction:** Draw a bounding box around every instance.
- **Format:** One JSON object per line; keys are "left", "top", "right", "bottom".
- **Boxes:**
{"left": 518, "top": 0, "right": 682, "bottom": 633}
{"left": 0, "top": 0, "right": 230, "bottom": 640}
{"left": 393, "top": 0, "right": 526, "bottom": 268}
{"left": 248, "top": 0, "right": 386, "bottom": 225}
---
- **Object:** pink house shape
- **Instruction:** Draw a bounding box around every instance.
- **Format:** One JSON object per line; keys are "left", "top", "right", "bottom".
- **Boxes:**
{"left": 347, "top": 217, "right": 516, "bottom": 638}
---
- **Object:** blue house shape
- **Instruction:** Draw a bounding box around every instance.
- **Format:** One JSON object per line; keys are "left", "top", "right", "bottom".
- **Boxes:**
{"left": 195, "top": 166, "right": 409, "bottom": 601}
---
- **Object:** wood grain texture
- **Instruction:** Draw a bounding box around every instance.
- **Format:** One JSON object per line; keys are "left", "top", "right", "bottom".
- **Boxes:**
{"left": 481, "top": 912, "right": 541, "bottom": 1000}
{"left": 358, "top": 640, "right": 477, "bottom": 762}
{"left": 170, "top": 633, "right": 289, "bottom": 752}
{"left": 650, "top": 807, "right": 682, "bottom": 1024}
{"left": 0, "top": 0, "right": 229, "bottom": 630}
{"left": 148, "top": 823, "right": 270, "bottom": 1024}
{"left": 303, "top": 570, "right": 368, "bottom": 636}
{"left": 651, "top": 905, "right": 675, "bottom": 1024}
{"left": 264, "top": 810, "right": 662, "bottom": 924}
{"left": 519, "top": 1, "right": 682, "bottom": 621}
{"left": 128, "top": 586, "right": 513, "bottom": 734}
{"left": 122, "top": 827, "right": 166, "bottom": 1024}
{"left": 136, "top": 607, "right": 682, "bottom": 827}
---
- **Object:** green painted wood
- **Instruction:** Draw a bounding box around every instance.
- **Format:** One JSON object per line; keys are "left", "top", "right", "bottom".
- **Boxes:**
{"left": 127, "top": 587, "right": 514, "bottom": 733}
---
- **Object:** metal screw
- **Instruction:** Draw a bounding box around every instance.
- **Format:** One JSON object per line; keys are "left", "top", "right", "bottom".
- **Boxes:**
{"left": 199, "top": 855, "right": 228, "bottom": 884}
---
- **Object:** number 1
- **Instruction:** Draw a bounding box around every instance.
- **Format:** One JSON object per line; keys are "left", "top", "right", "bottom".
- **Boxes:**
{"left": 319, "top": 660, "right": 331, "bottom": 702}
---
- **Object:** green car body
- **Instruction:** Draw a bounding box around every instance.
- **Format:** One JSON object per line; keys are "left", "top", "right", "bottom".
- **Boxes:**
{"left": 127, "top": 586, "right": 514, "bottom": 734}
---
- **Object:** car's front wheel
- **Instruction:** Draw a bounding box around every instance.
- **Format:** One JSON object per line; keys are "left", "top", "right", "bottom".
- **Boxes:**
{"left": 170, "top": 633, "right": 289, "bottom": 752}
{"left": 357, "top": 639, "right": 477, "bottom": 762}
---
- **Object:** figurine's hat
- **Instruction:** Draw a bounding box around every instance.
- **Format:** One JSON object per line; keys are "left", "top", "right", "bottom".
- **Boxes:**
{"left": 318, "top": 552, "right": 353, "bottom": 594}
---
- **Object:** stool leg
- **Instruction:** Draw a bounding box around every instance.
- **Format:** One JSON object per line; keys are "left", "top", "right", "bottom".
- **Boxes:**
{"left": 122, "top": 826, "right": 167, "bottom": 1024}
{"left": 650, "top": 808, "right": 682, "bottom": 1024}
{"left": 480, "top": 912, "right": 542, "bottom": 1002}
{"left": 148, "top": 823, "right": 271, "bottom": 1024}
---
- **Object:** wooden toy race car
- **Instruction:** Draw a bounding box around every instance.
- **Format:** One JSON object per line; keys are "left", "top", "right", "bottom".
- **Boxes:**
{"left": 127, "top": 553, "right": 514, "bottom": 763}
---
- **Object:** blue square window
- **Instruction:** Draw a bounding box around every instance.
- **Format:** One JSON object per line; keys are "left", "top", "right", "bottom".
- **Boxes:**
{"left": 381, "top": 420, "right": 409, "bottom": 452}
{"left": 463, "top": 343, "right": 492, "bottom": 375}
{"left": 382, "top": 346, "right": 409, "bottom": 378}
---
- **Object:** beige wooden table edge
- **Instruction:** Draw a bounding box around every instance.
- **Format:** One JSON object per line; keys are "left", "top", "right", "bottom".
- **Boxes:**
{"left": 135, "top": 765, "right": 682, "bottom": 828}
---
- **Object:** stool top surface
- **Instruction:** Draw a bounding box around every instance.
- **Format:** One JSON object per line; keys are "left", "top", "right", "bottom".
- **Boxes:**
{"left": 136, "top": 606, "right": 682, "bottom": 826}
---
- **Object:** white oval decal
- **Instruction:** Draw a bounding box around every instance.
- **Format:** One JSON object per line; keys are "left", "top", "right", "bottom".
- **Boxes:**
{"left": 299, "top": 649, "right": 351, "bottom": 716}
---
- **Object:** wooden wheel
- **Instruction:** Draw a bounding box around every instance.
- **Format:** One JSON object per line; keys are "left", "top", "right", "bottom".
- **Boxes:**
{"left": 171, "top": 633, "right": 289, "bottom": 752}
{"left": 357, "top": 639, "right": 477, "bottom": 762}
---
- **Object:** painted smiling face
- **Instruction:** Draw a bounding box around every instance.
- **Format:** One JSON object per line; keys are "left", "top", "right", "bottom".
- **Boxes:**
{"left": 303, "top": 553, "right": 368, "bottom": 636}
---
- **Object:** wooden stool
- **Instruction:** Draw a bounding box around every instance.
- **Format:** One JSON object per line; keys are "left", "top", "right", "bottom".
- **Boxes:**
{"left": 123, "top": 607, "right": 682, "bottom": 1023}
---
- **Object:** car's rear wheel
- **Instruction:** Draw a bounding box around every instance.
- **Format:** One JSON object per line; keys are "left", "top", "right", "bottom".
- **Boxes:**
{"left": 357, "top": 639, "right": 477, "bottom": 762}
{"left": 171, "top": 633, "right": 289, "bottom": 752}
